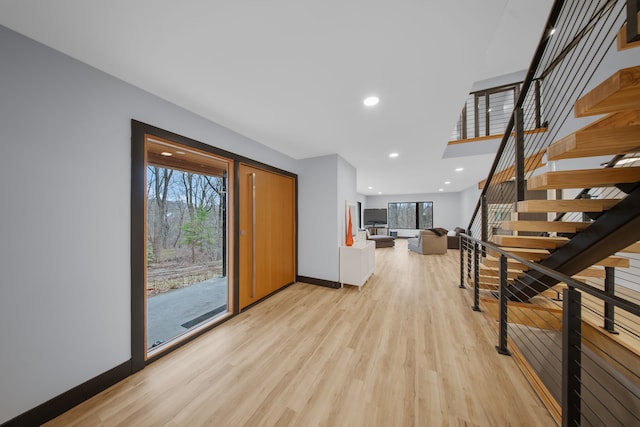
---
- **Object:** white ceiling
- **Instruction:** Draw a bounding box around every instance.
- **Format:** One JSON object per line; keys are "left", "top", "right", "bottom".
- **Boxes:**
{"left": 0, "top": 0, "right": 553, "bottom": 195}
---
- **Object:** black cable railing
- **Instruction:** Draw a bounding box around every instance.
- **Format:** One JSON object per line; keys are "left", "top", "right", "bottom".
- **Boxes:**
{"left": 460, "top": 234, "right": 640, "bottom": 426}
{"left": 459, "top": 0, "right": 640, "bottom": 425}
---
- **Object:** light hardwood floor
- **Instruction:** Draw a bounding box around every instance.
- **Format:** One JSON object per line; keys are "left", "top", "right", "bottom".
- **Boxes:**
{"left": 46, "top": 239, "right": 555, "bottom": 426}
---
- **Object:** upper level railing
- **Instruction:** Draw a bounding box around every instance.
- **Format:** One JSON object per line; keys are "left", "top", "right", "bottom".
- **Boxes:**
{"left": 449, "top": 81, "right": 545, "bottom": 143}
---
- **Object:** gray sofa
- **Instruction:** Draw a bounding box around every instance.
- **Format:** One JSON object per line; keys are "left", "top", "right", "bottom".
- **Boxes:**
{"left": 408, "top": 228, "right": 447, "bottom": 254}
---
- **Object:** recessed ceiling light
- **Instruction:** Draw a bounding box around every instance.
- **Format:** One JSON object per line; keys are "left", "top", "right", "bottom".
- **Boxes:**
{"left": 160, "top": 151, "right": 173, "bottom": 156}
{"left": 363, "top": 96, "right": 379, "bottom": 107}
{"left": 455, "top": 167, "right": 464, "bottom": 172}
{"left": 378, "top": 191, "right": 382, "bottom": 195}
{"left": 368, "top": 186, "right": 373, "bottom": 190}
{"left": 438, "top": 188, "right": 444, "bottom": 192}
{"left": 444, "top": 181, "right": 451, "bottom": 185}
{"left": 389, "top": 152, "right": 399, "bottom": 158}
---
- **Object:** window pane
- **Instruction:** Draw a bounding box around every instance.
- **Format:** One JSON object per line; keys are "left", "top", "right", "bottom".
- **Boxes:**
{"left": 418, "top": 202, "right": 433, "bottom": 229}
{"left": 388, "top": 202, "right": 416, "bottom": 229}
{"left": 388, "top": 201, "right": 433, "bottom": 229}
{"left": 147, "top": 167, "right": 228, "bottom": 350}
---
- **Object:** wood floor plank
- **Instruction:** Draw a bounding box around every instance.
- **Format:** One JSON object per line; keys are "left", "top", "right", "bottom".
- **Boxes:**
{"left": 45, "top": 240, "right": 555, "bottom": 427}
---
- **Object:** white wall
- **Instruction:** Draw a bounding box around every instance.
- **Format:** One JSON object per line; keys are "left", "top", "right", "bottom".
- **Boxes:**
{"left": 297, "top": 154, "right": 357, "bottom": 283}
{"left": 337, "top": 155, "right": 358, "bottom": 245}
{"left": 297, "top": 155, "right": 340, "bottom": 282}
{"left": 0, "top": 25, "right": 299, "bottom": 423}
{"left": 459, "top": 184, "right": 482, "bottom": 231}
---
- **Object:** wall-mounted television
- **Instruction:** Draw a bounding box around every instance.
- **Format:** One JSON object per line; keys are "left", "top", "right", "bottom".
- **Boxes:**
{"left": 363, "top": 208, "right": 387, "bottom": 225}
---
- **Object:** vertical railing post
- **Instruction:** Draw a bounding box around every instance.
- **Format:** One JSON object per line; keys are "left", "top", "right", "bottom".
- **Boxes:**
{"left": 472, "top": 242, "right": 481, "bottom": 312}
{"left": 496, "top": 254, "right": 512, "bottom": 356}
{"left": 484, "top": 93, "right": 490, "bottom": 137}
{"left": 534, "top": 79, "right": 542, "bottom": 129}
{"left": 481, "top": 194, "right": 488, "bottom": 257}
{"left": 562, "top": 287, "right": 582, "bottom": 427}
{"left": 461, "top": 102, "right": 467, "bottom": 140}
{"left": 474, "top": 94, "right": 480, "bottom": 138}
{"left": 459, "top": 236, "right": 465, "bottom": 288}
{"left": 514, "top": 106, "right": 525, "bottom": 204}
{"left": 603, "top": 266, "right": 618, "bottom": 334}
{"left": 627, "top": 0, "right": 640, "bottom": 43}
{"left": 467, "top": 231, "right": 472, "bottom": 281}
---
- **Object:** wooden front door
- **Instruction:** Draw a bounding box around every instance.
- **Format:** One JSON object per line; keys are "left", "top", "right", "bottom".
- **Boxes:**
{"left": 238, "top": 164, "right": 295, "bottom": 309}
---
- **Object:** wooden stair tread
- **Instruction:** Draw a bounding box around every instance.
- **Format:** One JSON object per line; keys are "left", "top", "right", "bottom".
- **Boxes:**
{"left": 476, "top": 275, "right": 514, "bottom": 286}
{"left": 620, "top": 242, "right": 640, "bottom": 253}
{"left": 500, "top": 220, "right": 591, "bottom": 233}
{"left": 527, "top": 167, "right": 640, "bottom": 190}
{"left": 478, "top": 150, "right": 545, "bottom": 190}
{"left": 575, "top": 267, "right": 606, "bottom": 279}
{"left": 479, "top": 265, "right": 522, "bottom": 278}
{"left": 595, "top": 256, "right": 630, "bottom": 268}
{"left": 483, "top": 257, "right": 606, "bottom": 279}
{"left": 483, "top": 255, "right": 528, "bottom": 269}
{"left": 492, "top": 235, "right": 569, "bottom": 250}
{"left": 574, "top": 66, "right": 640, "bottom": 117}
{"left": 516, "top": 199, "right": 620, "bottom": 213}
{"left": 487, "top": 246, "right": 550, "bottom": 261}
{"left": 546, "top": 111, "right": 640, "bottom": 161}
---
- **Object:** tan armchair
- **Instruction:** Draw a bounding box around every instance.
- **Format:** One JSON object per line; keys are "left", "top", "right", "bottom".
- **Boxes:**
{"left": 408, "top": 229, "right": 447, "bottom": 254}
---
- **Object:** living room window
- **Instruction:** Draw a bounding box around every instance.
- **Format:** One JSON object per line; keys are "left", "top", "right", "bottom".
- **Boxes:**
{"left": 388, "top": 202, "right": 433, "bottom": 229}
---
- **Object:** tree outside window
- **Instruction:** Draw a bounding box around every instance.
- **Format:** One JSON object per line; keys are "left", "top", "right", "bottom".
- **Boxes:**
{"left": 388, "top": 202, "right": 433, "bottom": 229}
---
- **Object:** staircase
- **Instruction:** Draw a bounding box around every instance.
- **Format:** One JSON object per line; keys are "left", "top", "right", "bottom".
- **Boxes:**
{"left": 463, "top": 4, "right": 640, "bottom": 425}
{"left": 478, "top": 64, "right": 640, "bottom": 301}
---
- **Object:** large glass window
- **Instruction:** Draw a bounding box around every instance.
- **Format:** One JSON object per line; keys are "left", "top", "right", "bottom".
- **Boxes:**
{"left": 388, "top": 202, "right": 433, "bottom": 229}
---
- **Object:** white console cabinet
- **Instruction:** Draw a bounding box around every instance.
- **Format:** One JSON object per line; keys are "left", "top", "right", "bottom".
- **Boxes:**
{"left": 339, "top": 240, "right": 375, "bottom": 289}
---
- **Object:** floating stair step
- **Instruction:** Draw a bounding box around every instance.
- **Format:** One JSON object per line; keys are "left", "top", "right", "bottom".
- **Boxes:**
{"left": 516, "top": 199, "right": 620, "bottom": 213}
{"left": 471, "top": 274, "right": 513, "bottom": 290}
{"left": 487, "top": 246, "right": 550, "bottom": 261}
{"left": 476, "top": 281, "right": 499, "bottom": 291}
{"left": 481, "top": 297, "right": 563, "bottom": 331}
{"left": 546, "top": 111, "right": 640, "bottom": 161}
{"left": 483, "top": 255, "right": 528, "bottom": 270}
{"left": 574, "top": 66, "right": 640, "bottom": 117}
{"left": 527, "top": 167, "right": 640, "bottom": 190}
{"left": 480, "top": 265, "right": 522, "bottom": 278}
{"left": 595, "top": 256, "right": 630, "bottom": 268}
{"left": 500, "top": 220, "right": 591, "bottom": 233}
{"left": 492, "top": 235, "right": 569, "bottom": 250}
{"left": 575, "top": 267, "right": 607, "bottom": 279}
{"left": 620, "top": 242, "right": 640, "bottom": 253}
{"left": 478, "top": 150, "right": 545, "bottom": 189}
{"left": 540, "top": 287, "right": 564, "bottom": 299}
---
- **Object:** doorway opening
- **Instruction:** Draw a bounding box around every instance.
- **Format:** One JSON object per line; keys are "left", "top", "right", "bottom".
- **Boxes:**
{"left": 145, "top": 135, "right": 233, "bottom": 357}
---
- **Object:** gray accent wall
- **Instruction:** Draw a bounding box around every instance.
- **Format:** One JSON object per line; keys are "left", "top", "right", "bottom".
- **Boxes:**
{"left": 0, "top": 25, "right": 300, "bottom": 423}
